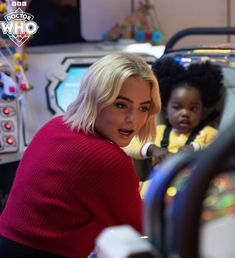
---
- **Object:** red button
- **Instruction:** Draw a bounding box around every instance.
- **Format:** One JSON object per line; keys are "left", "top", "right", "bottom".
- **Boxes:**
{"left": 9, "top": 86, "right": 16, "bottom": 93}
{"left": 3, "top": 107, "right": 10, "bottom": 115}
{"left": 5, "top": 122, "right": 12, "bottom": 130}
{"left": 6, "top": 136, "right": 14, "bottom": 145}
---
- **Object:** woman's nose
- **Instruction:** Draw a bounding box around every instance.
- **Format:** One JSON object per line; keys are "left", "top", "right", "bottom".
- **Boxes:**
{"left": 126, "top": 110, "right": 136, "bottom": 123}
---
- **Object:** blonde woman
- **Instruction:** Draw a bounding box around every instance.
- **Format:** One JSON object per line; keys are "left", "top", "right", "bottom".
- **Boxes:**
{"left": 0, "top": 53, "right": 161, "bottom": 258}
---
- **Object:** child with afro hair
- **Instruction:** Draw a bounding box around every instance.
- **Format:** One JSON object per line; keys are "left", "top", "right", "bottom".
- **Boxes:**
{"left": 124, "top": 57, "right": 224, "bottom": 165}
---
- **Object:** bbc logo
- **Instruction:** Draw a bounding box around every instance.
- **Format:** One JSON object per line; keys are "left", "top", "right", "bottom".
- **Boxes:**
{"left": 12, "top": 1, "right": 27, "bottom": 7}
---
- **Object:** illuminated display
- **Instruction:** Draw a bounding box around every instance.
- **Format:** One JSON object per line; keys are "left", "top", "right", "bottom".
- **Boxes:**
{"left": 169, "top": 48, "right": 235, "bottom": 68}
{"left": 164, "top": 170, "right": 235, "bottom": 223}
{"left": 55, "top": 66, "right": 89, "bottom": 112}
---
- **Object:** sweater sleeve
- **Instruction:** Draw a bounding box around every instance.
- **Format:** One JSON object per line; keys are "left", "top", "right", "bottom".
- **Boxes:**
{"left": 193, "top": 126, "right": 218, "bottom": 150}
{"left": 75, "top": 145, "right": 143, "bottom": 234}
{"left": 122, "top": 137, "right": 144, "bottom": 159}
{"left": 123, "top": 125, "right": 165, "bottom": 159}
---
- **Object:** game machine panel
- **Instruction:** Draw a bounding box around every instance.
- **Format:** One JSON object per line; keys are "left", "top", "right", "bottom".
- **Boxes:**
{"left": 0, "top": 53, "right": 31, "bottom": 164}
{"left": 143, "top": 151, "right": 199, "bottom": 257}
{"left": 0, "top": 44, "right": 32, "bottom": 212}
{"left": 0, "top": 0, "right": 34, "bottom": 209}
{"left": 0, "top": 70, "right": 19, "bottom": 211}
{"left": 168, "top": 120, "right": 235, "bottom": 258}
{"left": 46, "top": 56, "right": 101, "bottom": 115}
{"left": 144, "top": 122, "right": 235, "bottom": 258}
{"left": 0, "top": 70, "right": 19, "bottom": 164}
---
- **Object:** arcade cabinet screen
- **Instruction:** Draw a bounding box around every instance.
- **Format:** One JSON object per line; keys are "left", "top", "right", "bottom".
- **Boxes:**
{"left": 55, "top": 65, "right": 89, "bottom": 112}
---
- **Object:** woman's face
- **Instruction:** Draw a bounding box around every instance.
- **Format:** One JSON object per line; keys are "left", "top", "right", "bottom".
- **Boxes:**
{"left": 166, "top": 86, "right": 203, "bottom": 134}
{"left": 95, "top": 76, "right": 151, "bottom": 147}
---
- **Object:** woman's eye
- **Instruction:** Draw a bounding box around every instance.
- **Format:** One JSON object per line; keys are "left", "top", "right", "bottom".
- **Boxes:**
{"left": 140, "top": 106, "right": 150, "bottom": 112}
{"left": 115, "top": 102, "right": 127, "bottom": 109}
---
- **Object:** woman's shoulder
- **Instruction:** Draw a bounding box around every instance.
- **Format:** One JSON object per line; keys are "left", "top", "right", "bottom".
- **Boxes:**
{"left": 80, "top": 136, "right": 135, "bottom": 177}
{"left": 88, "top": 135, "right": 130, "bottom": 159}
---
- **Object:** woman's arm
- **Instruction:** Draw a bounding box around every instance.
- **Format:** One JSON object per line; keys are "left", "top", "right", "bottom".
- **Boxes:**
{"left": 77, "top": 148, "right": 143, "bottom": 233}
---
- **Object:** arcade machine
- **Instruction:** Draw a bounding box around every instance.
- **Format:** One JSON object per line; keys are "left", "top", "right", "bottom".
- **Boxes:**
{"left": 166, "top": 120, "right": 235, "bottom": 258}
{"left": 0, "top": 68, "right": 19, "bottom": 164}
{"left": 0, "top": 44, "right": 32, "bottom": 211}
{"left": 141, "top": 122, "right": 235, "bottom": 258}
{"left": 0, "top": 64, "right": 20, "bottom": 202}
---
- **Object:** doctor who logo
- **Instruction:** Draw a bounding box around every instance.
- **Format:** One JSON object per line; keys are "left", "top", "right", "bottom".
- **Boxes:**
{"left": 0, "top": 8, "right": 39, "bottom": 47}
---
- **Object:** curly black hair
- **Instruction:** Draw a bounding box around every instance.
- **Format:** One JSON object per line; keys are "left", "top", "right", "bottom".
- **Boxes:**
{"left": 152, "top": 57, "right": 224, "bottom": 109}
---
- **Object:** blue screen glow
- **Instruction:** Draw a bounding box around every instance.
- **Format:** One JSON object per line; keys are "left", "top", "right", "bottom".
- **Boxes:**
{"left": 56, "top": 66, "right": 89, "bottom": 112}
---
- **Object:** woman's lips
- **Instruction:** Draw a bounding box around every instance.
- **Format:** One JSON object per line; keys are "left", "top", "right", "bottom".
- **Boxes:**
{"left": 118, "top": 129, "right": 134, "bottom": 137}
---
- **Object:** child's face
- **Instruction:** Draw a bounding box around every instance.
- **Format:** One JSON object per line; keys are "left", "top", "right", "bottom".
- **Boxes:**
{"left": 95, "top": 76, "right": 151, "bottom": 147}
{"left": 166, "top": 86, "right": 203, "bottom": 134}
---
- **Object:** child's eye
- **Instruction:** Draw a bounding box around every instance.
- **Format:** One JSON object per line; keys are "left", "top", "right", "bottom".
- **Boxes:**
{"left": 139, "top": 105, "right": 150, "bottom": 112}
{"left": 115, "top": 102, "right": 127, "bottom": 109}
{"left": 191, "top": 106, "right": 198, "bottom": 112}
{"left": 172, "top": 104, "right": 180, "bottom": 110}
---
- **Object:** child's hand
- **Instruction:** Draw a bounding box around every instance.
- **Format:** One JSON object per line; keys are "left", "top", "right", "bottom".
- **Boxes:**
{"left": 179, "top": 144, "right": 194, "bottom": 153}
{"left": 148, "top": 145, "right": 171, "bottom": 165}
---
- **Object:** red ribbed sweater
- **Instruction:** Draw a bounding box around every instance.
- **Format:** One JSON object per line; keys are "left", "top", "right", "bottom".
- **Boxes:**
{"left": 0, "top": 116, "right": 142, "bottom": 258}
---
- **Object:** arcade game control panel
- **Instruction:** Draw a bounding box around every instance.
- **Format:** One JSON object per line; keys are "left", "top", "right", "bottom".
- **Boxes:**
{"left": 0, "top": 72, "right": 20, "bottom": 165}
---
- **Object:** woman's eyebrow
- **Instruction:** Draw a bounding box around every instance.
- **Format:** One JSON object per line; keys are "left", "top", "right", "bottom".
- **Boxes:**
{"left": 117, "top": 96, "right": 151, "bottom": 105}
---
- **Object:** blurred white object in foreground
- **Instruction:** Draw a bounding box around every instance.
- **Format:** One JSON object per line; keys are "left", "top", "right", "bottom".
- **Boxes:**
{"left": 95, "top": 225, "right": 160, "bottom": 258}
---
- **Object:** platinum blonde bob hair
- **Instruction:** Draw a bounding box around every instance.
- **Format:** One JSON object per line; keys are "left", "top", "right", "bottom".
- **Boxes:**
{"left": 64, "top": 52, "right": 161, "bottom": 141}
